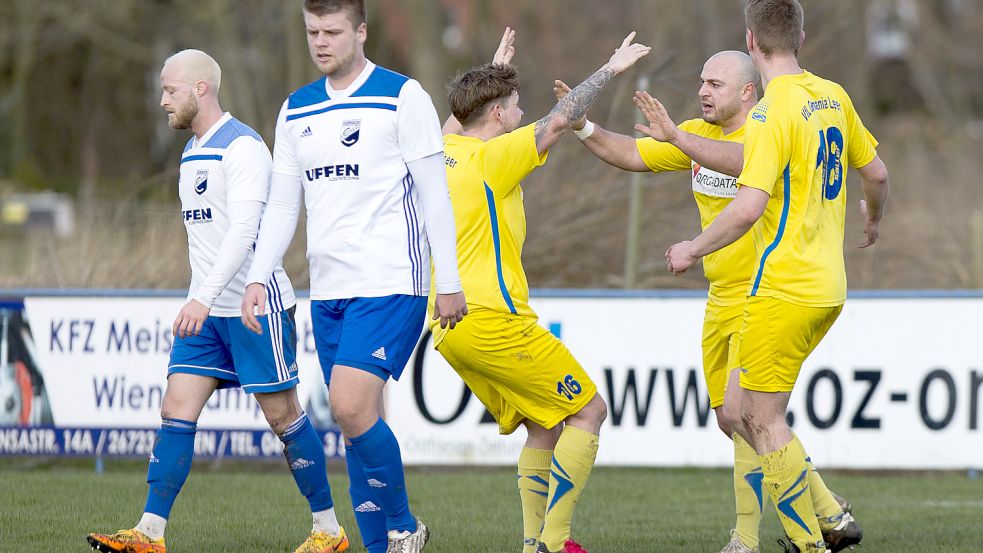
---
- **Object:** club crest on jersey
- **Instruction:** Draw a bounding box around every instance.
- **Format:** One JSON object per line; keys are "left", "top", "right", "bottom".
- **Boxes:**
{"left": 341, "top": 119, "right": 360, "bottom": 147}
{"left": 194, "top": 170, "right": 208, "bottom": 195}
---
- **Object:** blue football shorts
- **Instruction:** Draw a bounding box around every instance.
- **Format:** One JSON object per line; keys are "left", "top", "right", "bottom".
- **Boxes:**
{"left": 311, "top": 294, "right": 427, "bottom": 383}
{"left": 167, "top": 307, "right": 298, "bottom": 394}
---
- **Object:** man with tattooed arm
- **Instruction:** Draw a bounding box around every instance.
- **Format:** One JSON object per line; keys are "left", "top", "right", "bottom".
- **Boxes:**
{"left": 433, "top": 28, "right": 649, "bottom": 553}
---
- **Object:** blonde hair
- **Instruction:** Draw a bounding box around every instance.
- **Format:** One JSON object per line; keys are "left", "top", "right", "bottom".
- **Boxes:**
{"left": 164, "top": 49, "right": 222, "bottom": 93}
{"left": 745, "top": 0, "right": 804, "bottom": 56}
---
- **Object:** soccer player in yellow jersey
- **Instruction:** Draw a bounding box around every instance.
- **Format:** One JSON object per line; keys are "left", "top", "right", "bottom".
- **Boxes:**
{"left": 435, "top": 28, "right": 649, "bottom": 553}
{"left": 561, "top": 50, "right": 852, "bottom": 553}
{"left": 666, "top": 2, "right": 890, "bottom": 552}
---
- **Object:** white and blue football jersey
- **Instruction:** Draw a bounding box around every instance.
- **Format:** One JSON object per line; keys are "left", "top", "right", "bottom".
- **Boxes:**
{"left": 271, "top": 61, "right": 444, "bottom": 300}
{"left": 179, "top": 113, "right": 295, "bottom": 315}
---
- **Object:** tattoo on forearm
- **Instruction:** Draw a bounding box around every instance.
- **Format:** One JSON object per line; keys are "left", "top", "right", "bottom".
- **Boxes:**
{"left": 534, "top": 67, "right": 615, "bottom": 143}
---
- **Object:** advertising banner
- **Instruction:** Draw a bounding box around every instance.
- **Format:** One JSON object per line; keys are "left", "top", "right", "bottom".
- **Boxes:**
{"left": 389, "top": 296, "right": 983, "bottom": 469}
{"left": 0, "top": 297, "right": 343, "bottom": 459}
{"left": 2, "top": 293, "right": 981, "bottom": 468}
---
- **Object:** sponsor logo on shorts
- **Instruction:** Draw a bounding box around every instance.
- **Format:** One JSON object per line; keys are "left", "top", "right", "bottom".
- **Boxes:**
{"left": 371, "top": 347, "right": 387, "bottom": 361}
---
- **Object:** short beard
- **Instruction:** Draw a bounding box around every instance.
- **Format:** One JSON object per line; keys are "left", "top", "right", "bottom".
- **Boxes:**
{"left": 168, "top": 95, "right": 199, "bottom": 130}
{"left": 325, "top": 49, "right": 356, "bottom": 79}
{"left": 704, "top": 98, "right": 740, "bottom": 127}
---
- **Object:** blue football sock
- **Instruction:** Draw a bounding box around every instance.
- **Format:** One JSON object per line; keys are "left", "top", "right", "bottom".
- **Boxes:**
{"left": 281, "top": 413, "right": 333, "bottom": 512}
{"left": 348, "top": 418, "right": 416, "bottom": 533}
{"left": 144, "top": 417, "right": 197, "bottom": 519}
{"left": 346, "top": 445, "right": 388, "bottom": 553}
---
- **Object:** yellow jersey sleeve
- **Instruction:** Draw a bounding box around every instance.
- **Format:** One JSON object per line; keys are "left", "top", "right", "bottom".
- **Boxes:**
{"left": 841, "top": 89, "right": 879, "bottom": 169}
{"left": 737, "top": 99, "right": 791, "bottom": 196}
{"left": 635, "top": 119, "right": 705, "bottom": 173}
{"left": 482, "top": 123, "right": 548, "bottom": 196}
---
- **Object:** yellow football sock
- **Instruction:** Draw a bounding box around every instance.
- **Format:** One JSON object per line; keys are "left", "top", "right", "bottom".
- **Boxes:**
{"left": 733, "top": 433, "right": 765, "bottom": 549}
{"left": 760, "top": 436, "right": 824, "bottom": 552}
{"left": 539, "top": 426, "right": 599, "bottom": 552}
{"left": 517, "top": 447, "right": 553, "bottom": 553}
{"left": 800, "top": 441, "right": 844, "bottom": 525}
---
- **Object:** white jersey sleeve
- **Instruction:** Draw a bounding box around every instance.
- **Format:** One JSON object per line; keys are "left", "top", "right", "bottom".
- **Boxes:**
{"left": 192, "top": 199, "right": 262, "bottom": 308}
{"left": 399, "top": 80, "right": 461, "bottom": 293}
{"left": 396, "top": 80, "right": 444, "bottom": 163}
{"left": 226, "top": 136, "right": 274, "bottom": 201}
{"left": 272, "top": 99, "right": 302, "bottom": 177}
{"left": 192, "top": 136, "right": 270, "bottom": 307}
{"left": 406, "top": 153, "right": 462, "bottom": 294}
{"left": 247, "top": 100, "right": 304, "bottom": 287}
{"left": 246, "top": 171, "right": 303, "bottom": 286}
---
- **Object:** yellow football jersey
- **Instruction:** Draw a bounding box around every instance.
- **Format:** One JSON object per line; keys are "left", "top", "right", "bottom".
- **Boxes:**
{"left": 636, "top": 119, "right": 753, "bottom": 305}
{"left": 430, "top": 123, "right": 547, "bottom": 344}
{"left": 739, "top": 71, "right": 878, "bottom": 307}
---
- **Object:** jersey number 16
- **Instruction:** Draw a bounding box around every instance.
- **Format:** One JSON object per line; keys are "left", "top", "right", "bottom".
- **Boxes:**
{"left": 556, "top": 374, "right": 583, "bottom": 401}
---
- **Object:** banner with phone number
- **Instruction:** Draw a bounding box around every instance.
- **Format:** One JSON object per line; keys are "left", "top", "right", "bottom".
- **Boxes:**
{"left": 2, "top": 293, "right": 982, "bottom": 467}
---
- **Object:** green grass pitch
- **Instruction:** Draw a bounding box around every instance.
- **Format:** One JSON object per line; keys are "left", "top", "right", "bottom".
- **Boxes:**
{"left": 2, "top": 459, "right": 981, "bottom": 552}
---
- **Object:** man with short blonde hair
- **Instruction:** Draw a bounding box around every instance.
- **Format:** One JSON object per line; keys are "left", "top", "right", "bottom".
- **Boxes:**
{"left": 563, "top": 47, "right": 854, "bottom": 553}
{"left": 87, "top": 48, "right": 342, "bottom": 553}
{"left": 666, "top": 1, "right": 889, "bottom": 551}
{"left": 744, "top": 0, "right": 804, "bottom": 55}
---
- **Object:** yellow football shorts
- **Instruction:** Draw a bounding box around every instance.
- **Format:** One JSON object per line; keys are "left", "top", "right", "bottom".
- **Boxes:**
{"left": 702, "top": 299, "right": 745, "bottom": 409}
{"left": 736, "top": 296, "right": 843, "bottom": 393}
{"left": 435, "top": 309, "right": 597, "bottom": 435}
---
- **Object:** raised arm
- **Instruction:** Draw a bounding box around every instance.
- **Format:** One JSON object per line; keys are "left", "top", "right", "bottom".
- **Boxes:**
{"left": 633, "top": 91, "right": 744, "bottom": 177}
{"left": 553, "top": 79, "right": 648, "bottom": 172}
{"left": 443, "top": 27, "right": 516, "bottom": 135}
{"left": 533, "top": 32, "right": 650, "bottom": 157}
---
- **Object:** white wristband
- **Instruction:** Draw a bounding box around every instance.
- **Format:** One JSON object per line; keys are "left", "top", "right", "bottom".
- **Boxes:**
{"left": 573, "top": 120, "right": 595, "bottom": 140}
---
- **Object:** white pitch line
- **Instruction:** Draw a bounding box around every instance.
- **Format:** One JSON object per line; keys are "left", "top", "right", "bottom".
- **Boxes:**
{"left": 923, "top": 500, "right": 983, "bottom": 508}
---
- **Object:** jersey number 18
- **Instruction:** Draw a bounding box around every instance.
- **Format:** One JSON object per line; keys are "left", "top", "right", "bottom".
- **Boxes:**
{"left": 816, "top": 126, "right": 844, "bottom": 201}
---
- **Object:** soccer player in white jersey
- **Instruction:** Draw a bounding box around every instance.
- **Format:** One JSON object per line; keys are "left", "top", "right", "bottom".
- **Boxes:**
{"left": 86, "top": 50, "right": 348, "bottom": 553}
{"left": 241, "top": 1, "right": 466, "bottom": 552}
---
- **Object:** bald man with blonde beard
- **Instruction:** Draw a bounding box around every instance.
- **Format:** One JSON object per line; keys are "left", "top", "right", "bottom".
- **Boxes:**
{"left": 558, "top": 50, "right": 853, "bottom": 553}
{"left": 86, "top": 50, "right": 349, "bottom": 553}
